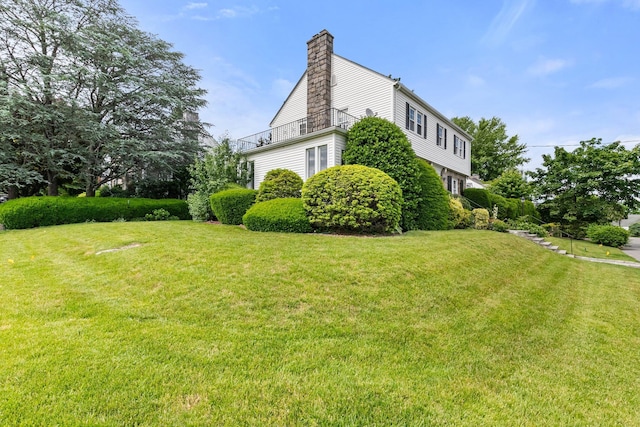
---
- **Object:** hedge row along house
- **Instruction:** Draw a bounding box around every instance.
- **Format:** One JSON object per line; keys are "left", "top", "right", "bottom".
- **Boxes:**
{"left": 237, "top": 30, "right": 472, "bottom": 193}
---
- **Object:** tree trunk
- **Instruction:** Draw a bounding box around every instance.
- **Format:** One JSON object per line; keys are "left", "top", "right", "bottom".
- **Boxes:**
{"left": 7, "top": 185, "right": 18, "bottom": 200}
{"left": 47, "top": 171, "right": 58, "bottom": 196}
{"left": 85, "top": 182, "right": 96, "bottom": 197}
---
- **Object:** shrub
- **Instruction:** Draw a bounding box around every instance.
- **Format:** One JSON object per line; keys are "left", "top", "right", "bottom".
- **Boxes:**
{"left": 586, "top": 224, "right": 629, "bottom": 247}
{"left": 144, "top": 208, "right": 177, "bottom": 221}
{"left": 0, "top": 197, "right": 189, "bottom": 229}
{"left": 630, "top": 222, "right": 640, "bottom": 237}
{"left": 463, "top": 188, "right": 491, "bottom": 210}
{"left": 526, "top": 223, "right": 548, "bottom": 238}
{"left": 302, "top": 165, "right": 403, "bottom": 234}
{"left": 209, "top": 188, "right": 257, "bottom": 225}
{"left": 256, "top": 169, "right": 303, "bottom": 202}
{"left": 472, "top": 208, "right": 490, "bottom": 230}
{"left": 343, "top": 117, "right": 422, "bottom": 230}
{"left": 243, "top": 198, "right": 312, "bottom": 233}
{"left": 490, "top": 219, "right": 509, "bottom": 232}
{"left": 187, "top": 192, "right": 212, "bottom": 222}
{"left": 415, "top": 160, "right": 451, "bottom": 230}
{"left": 449, "top": 197, "right": 471, "bottom": 229}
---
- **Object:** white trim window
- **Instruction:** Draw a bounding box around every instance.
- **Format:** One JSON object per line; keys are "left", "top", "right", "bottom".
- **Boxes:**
{"left": 454, "top": 135, "right": 466, "bottom": 158}
{"left": 437, "top": 124, "right": 447, "bottom": 149}
{"left": 306, "top": 145, "right": 328, "bottom": 179}
{"left": 409, "top": 106, "right": 415, "bottom": 131}
{"left": 405, "top": 103, "right": 427, "bottom": 138}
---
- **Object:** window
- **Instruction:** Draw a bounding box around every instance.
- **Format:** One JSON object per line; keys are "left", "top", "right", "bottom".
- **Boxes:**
{"left": 306, "top": 145, "right": 328, "bottom": 179}
{"left": 409, "top": 107, "right": 415, "bottom": 131}
{"left": 306, "top": 147, "right": 315, "bottom": 179}
{"left": 452, "top": 179, "right": 457, "bottom": 195}
{"left": 437, "top": 124, "right": 447, "bottom": 149}
{"left": 417, "top": 113, "right": 422, "bottom": 135}
{"left": 454, "top": 136, "right": 467, "bottom": 158}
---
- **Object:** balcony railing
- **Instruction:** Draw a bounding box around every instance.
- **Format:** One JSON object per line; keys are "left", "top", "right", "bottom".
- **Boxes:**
{"left": 236, "top": 108, "right": 358, "bottom": 151}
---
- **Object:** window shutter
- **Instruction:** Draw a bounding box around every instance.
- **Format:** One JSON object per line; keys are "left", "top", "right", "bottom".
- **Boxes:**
{"left": 406, "top": 103, "right": 410, "bottom": 129}
{"left": 463, "top": 141, "right": 466, "bottom": 158}
{"left": 444, "top": 129, "right": 448, "bottom": 149}
{"left": 424, "top": 115, "right": 427, "bottom": 138}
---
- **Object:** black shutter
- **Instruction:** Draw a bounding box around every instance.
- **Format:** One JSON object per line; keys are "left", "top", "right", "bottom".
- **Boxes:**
{"left": 424, "top": 115, "right": 427, "bottom": 138}
{"left": 447, "top": 176, "right": 452, "bottom": 192}
{"left": 444, "top": 129, "right": 448, "bottom": 149}
{"left": 406, "top": 103, "right": 410, "bottom": 129}
{"left": 463, "top": 140, "right": 466, "bottom": 158}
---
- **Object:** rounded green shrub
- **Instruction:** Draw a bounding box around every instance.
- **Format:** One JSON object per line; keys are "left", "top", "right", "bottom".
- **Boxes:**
{"left": 472, "top": 208, "right": 490, "bottom": 230}
{"left": 586, "top": 224, "right": 629, "bottom": 247}
{"left": 209, "top": 188, "right": 257, "bottom": 225}
{"left": 243, "top": 198, "right": 312, "bottom": 233}
{"left": 256, "top": 169, "right": 303, "bottom": 203}
{"left": 629, "top": 222, "right": 640, "bottom": 237}
{"left": 490, "top": 219, "right": 509, "bottom": 232}
{"left": 415, "top": 160, "right": 451, "bottom": 230}
{"left": 0, "top": 197, "right": 189, "bottom": 229}
{"left": 449, "top": 197, "right": 471, "bottom": 229}
{"left": 343, "top": 117, "right": 422, "bottom": 231}
{"left": 302, "top": 165, "right": 403, "bottom": 234}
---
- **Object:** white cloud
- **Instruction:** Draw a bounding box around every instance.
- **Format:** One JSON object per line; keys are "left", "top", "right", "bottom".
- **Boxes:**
{"left": 184, "top": 2, "right": 208, "bottom": 10}
{"left": 527, "top": 58, "right": 572, "bottom": 76}
{"left": 216, "top": 6, "right": 260, "bottom": 19}
{"left": 589, "top": 76, "right": 634, "bottom": 89}
{"left": 482, "top": 0, "right": 535, "bottom": 46}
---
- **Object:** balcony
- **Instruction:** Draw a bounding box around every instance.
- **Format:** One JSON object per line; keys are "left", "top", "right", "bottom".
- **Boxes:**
{"left": 236, "top": 108, "right": 358, "bottom": 152}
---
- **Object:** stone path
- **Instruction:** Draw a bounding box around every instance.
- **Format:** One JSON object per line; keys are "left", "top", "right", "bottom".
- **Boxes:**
{"left": 509, "top": 230, "right": 640, "bottom": 269}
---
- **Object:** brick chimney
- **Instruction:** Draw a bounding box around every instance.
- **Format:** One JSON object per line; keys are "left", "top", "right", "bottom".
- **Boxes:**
{"left": 307, "top": 30, "right": 333, "bottom": 132}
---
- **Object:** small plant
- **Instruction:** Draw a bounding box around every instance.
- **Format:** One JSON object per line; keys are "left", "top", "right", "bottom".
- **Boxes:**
{"left": 449, "top": 197, "right": 471, "bottom": 229}
{"left": 629, "top": 222, "right": 640, "bottom": 237}
{"left": 256, "top": 169, "right": 303, "bottom": 202}
{"left": 472, "top": 208, "right": 490, "bottom": 230}
{"left": 586, "top": 224, "right": 629, "bottom": 248}
{"left": 144, "top": 208, "right": 175, "bottom": 221}
{"left": 490, "top": 219, "right": 509, "bottom": 233}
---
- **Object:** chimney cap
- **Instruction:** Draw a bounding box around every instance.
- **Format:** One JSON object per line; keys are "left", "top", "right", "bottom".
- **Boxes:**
{"left": 307, "top": 29, "right": 334, "bottom": 44}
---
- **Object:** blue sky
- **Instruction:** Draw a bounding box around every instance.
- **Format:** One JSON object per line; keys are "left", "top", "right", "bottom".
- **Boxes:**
{"left": 118, "top": 0, "right": 639, "bottom": 170}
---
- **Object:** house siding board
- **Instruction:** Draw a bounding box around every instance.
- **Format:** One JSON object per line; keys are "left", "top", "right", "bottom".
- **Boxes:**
{"left": 331, "top": 55, "right": 394, "bottom": 120}
{"left": 271, "top": 73, "right": 307, "bottom": 128}
{"left": 247, "top": 131, "right": 344, "bottom": 186}
{"left": 394, "top": 89, "right": 471, "bottom": 176}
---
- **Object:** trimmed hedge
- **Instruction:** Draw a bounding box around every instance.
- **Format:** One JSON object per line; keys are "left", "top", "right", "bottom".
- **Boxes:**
{"left": 449, "top": 197, "right": 471, "bottom": 229}
{"left": 302, "top": 165, "right": 403, "bottom": 234}
{"left": 463, "top": 188, "right": 491, "bottom": 210}
{"left": 256, "top": 169, "right": 303, "bottom": 202}
{"left": 209, "top": 188, "right": 257, "bottom": 225}
{"left": 243, "top": 198, "right": 312, "bottom": 233}
{"left": 415, "top": 160, "right": 451, "bottom": 230}
{"left": 0, "top": 197, "right": 189, "bottom": 229}
{"left": 586, "top": 224, "right": 629, "bottom": 248}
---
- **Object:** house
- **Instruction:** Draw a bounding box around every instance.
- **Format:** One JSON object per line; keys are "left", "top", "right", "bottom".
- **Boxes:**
{"left": 238, "top": 30, "right": 472, "bottom": 194}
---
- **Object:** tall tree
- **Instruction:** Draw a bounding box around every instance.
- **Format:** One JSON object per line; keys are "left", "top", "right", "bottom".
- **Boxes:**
{"left": 0, "top": 0, "right": 207, "bottom": 197}
{"left": 488, "top": 169, "right": 531, "bottom": 199}
{"left": 529, "top": 138, "right": 640, "bottom": 235}
{"left": 452, "top": 116, "right": 528, "bottom": 182}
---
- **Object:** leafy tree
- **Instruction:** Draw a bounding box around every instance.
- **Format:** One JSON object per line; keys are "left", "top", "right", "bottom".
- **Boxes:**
{"left": 529, "top": 138, "right": 640, "bottom": 236}
{"left": 0, "top": 0, "right": 207, "bottom": 197}
{"left": 488, "top": 169, "right": 531, "bottom": 199}
{"left": 343, "top": 117, "right": 422, "bottom": 230}
{"left": 187, "top": 137, "right": 251, "bottom": 221}
{"left": 452, "top": 116, "right": 528, "bottom": 181}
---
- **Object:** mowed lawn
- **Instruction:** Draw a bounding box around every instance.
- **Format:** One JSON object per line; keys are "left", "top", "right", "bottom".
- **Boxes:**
{"left": 1, "top": 222, "right": 639, "bottom": 426}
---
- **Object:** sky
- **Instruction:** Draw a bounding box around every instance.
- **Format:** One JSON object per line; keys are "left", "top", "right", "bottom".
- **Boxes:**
{"left": 118, "top": 0, "right": 640, "bottom": 170}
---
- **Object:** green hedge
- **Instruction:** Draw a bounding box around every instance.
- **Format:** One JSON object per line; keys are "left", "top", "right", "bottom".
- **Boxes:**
{"left": 415, "top": 160, "right": 451, "bottom": 230}
{"left": 243, "top": 198, "right": 312, "bottom": 233}
{"left": 209, "top": 188, "right": 257, "bottom": 225}
{"left": 302, "top": 165, "right": 403, "bottom": 234}
{"left": 0, "top": 197, "right": 189, "bottom": 229}
{"left": 463, "top": 188, "right": 491, "bottom": 210}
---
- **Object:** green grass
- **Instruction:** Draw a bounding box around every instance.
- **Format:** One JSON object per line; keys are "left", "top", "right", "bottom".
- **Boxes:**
{"left": 1, "top": 222, "right": 640, "bottom": 425}
{"left": 547, "top": 236, "right": 637, "bottom": 261}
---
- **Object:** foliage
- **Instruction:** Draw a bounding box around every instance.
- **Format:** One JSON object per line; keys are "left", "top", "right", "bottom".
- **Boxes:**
{"left": 0, "top": 196, "right": 189, "bottom": 229}
{"left": 451, "top": 116, "right": 529, "bottom": 181}
{"left": 343, "top": 117, "right": 422, "bottom": 230}
{"left": 209, "top": 188, "right": 257, "bottom": 225}
{"left": 449, "top": 197, "right": 471, "bottom": 229}
{"left": 488, "top": 169, "right": 531, "bottom": 199}
{"left": 415, "top": 160, "right": 451, "bottom": 230}
{"left": 586, "top": 224, "right": 630, "bottom": 248}
{"left": 472, "top": 208, "right": 490, "bottom": 230}
{"left": 490, "top": 219, "right": 509, "bottom": 232}
{"left": 463, "top": 188, "right": 491, "bottom": 210}
{"left": 530, "top": 138, "right": 640, "bottom": 235}
{"left": 0, "top": 0, "right": 208, "bottom": 197}
{"left": 144, "top": 209, "right": 177, "bottom": 221}
{"left": 629, "top": 222, "right": 640, "bottom": 238}
{"left": 188, "top": 138, "right": 252, "bottom": 221}
{"left": 255, "top": 169, "right": 303, "bottom": 203}
{"left": 243, "top": 198, "right": 312, "bottom": 233}
{"left": 302, "top": 165, "right": 403, "bottom": 234}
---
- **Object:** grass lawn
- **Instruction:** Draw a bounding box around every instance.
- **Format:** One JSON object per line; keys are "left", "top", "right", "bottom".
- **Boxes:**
{"left": 547, "top": 236, "right": 637, "bottom": 261}
{"left": 1, "top": 222, "right": 640, "bottom": 425}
